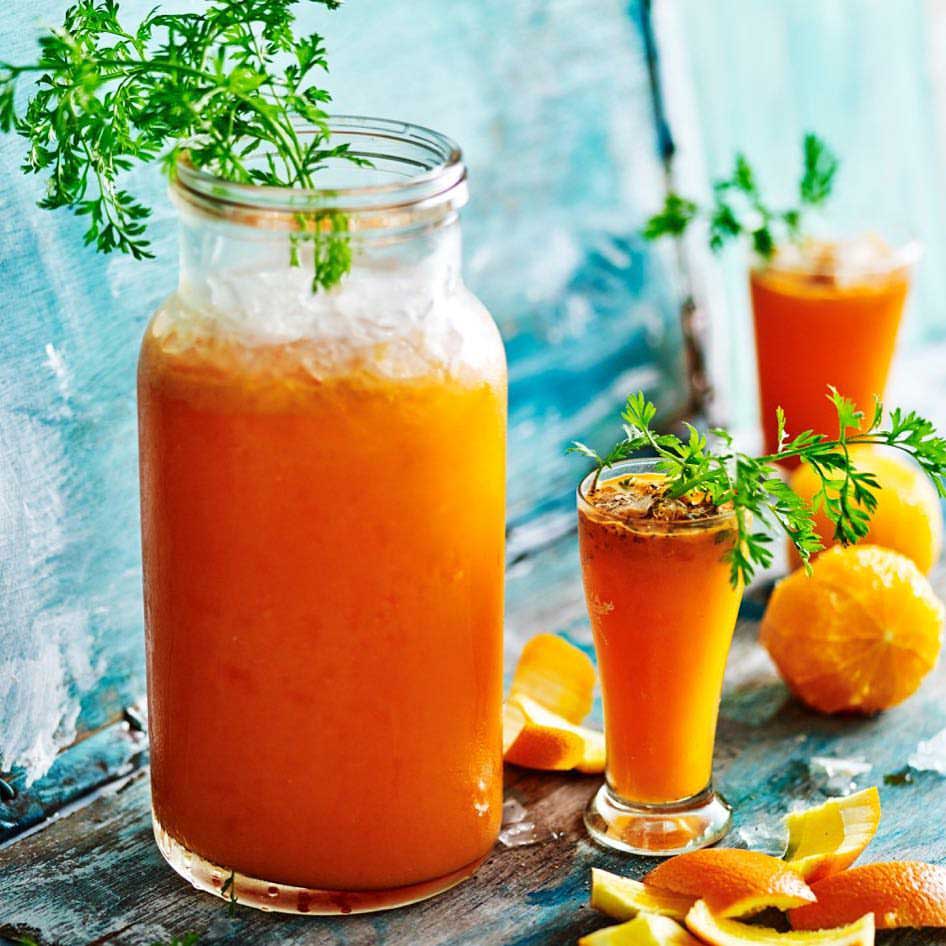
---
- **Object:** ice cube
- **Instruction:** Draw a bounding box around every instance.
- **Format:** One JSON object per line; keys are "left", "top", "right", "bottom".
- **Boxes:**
{"left": 809, "top": 756, "right": 873, "bottom": 796}
{"left": 727, "top": 817, "right": 788, "bottom": 857}
{"left": 909, "top": 727, "right": 946, "bottom": 775}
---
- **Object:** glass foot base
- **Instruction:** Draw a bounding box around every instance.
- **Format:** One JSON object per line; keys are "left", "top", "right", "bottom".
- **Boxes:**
{"left": 153, "top": 811, "right": 488, "bottom": 915}
{"left": 584, "top": 784, "right": 732, "bottom": 856}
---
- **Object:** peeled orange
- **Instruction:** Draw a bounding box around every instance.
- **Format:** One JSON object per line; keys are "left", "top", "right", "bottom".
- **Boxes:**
{"left": 580, "top": 913, "right": 701, "bottom": 946}
{"left": 783, "top": 787, "right": 881, "bottom": 882}
{"left": 788, "top": 446, "right": 942, "bottom": 574}
{"left": 686, "top": 900, "right": 875, "bottom": 946}
{"left": 789, "top": 861, "right": 946, "bottom": 931}
{"left": 644, "top": 849, "right": 815, "bottom": 917}
{"left": 761, "top": 545, "right": 943, "bottom": 714}
{"left": 591, "top": 868, "right": 694, "bottom": 922}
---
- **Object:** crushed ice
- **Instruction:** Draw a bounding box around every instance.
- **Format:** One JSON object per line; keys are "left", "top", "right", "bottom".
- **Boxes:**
{"left": 909, "top": 727, "right": 946, "bottom": 775}
{"left": 808, "top": 756, "right": 873, "bottom": 796}
{"left": 727, "top": 817, "right": 788, "bottom": 857}
{"left": 498, "top": 796, "right": 560, "bottom": 848}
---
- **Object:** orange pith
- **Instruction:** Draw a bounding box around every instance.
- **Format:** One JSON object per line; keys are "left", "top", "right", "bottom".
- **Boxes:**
{"left": 580, "top": 913, "right": 701, "bottom": 945}
{"left": 789, "top": 861, "right": 946, "bottom": 930}
{"left": 504, "top": 694, "right": 603, "bottom": 771}
{"left": 760, "top": 545, "right": 944, "bottom": 714}
{"left": 783, "top": 787, "right": 881, "bottom": 882}
{"left": 788, "top": 446, "right": 942, "bottom": 574}
{"left": 687, "top": 900, "right": 875, "bottom": 946}
{"left": 644, "top": 850, "right": 815, "bottom": 918}
{"left": 591, "top": 868, "right": 695, "bottom": 921}
{"left": 508, "top": 632, "right": 596, "bottom": 724}
{"left": 502, "top": 701, "right": 526, "bottom": 754}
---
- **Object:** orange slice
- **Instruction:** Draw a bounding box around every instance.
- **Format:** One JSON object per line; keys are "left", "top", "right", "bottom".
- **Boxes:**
{"left": 783, "top": 787, "right": 881, "bottom": 882}
{"left": 591, "top": 868, "right": 695, "bottom": 921}
{"left": 760, "top": 545, "right": 944, "bottom": 714}
{"left": 580, "top": 913, "right": 701, "bottom": 946}
{"left": 789, "top": 861, "right": 946, "bottom": 930}
{"left": 504, "top": 695, "right": 603, "bottom": 771}
{"left": 645, "top": 850, "right": 816, "bottom": 917}
{"left": 508, "top": 632, "right": 596, "bottom": 724}
{"left": 686, "top": 900, "right": 875, "bottom": 945}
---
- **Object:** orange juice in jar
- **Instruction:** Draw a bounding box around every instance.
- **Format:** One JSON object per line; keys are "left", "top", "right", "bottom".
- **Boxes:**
{"left": 578, "top": 461, "right": 741, "bottom": 855}
{"left": 138, "top": 120, "right": 507, "bottom": 914}
{"left": 750, "top": 236, "right": 918, "bottom": 462}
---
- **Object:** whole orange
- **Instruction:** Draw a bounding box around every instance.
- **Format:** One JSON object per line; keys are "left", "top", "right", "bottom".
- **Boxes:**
{"left": 761, "top": 545, "right": 943, "bottom": 714}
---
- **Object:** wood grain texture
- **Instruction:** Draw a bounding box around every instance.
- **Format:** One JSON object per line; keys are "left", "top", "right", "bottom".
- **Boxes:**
{"left": 2, "top": 532, "right": 946, "bottom": 946}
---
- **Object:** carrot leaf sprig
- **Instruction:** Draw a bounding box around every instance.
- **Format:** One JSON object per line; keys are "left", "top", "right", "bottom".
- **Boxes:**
{"left": 642, "top": 133, "right": 839, "bottom": 259}
{"left": 570, "top": 389, "right": 946, "bottom": 587}
{"left": 0, "top": 0, "right": 364, "bottom": 289}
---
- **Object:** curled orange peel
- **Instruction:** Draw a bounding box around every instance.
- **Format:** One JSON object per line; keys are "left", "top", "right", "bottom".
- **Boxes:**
{"left": 783, "top": 787, "right": 881, "bottom": 883}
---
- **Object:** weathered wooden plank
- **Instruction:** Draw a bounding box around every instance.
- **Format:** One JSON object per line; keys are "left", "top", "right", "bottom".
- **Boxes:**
{"left": 3, "top": 533, "right": 946, "bottom": 945}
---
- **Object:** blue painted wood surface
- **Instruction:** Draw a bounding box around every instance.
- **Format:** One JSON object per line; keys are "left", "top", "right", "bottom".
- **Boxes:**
{"left": 2, "top": 555, "right": 946, "bottom": 944}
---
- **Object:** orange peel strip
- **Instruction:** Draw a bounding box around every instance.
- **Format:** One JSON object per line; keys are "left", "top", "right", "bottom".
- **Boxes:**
{"left": 783, "top": 787, "right": 881, "bottom": 882}
{"left": 591, "top": 868, "right": 694, "bottom": 922}
{"left": 508, "top": 632, "right": 596, "bottom": 724}
{"left": 504, "top": 694, "right": 602, "bottom": 771}
{"left": 580, "top": 912, "right": 701, "bottom": 946}
{"left": 790, "top": 861, "right": 946, "bottom": 931}
{"left": 645, "top": 849, "right": 815, "bottom": 918}
{"left": 687, "top": 900, "right": 875, "bottom": 946}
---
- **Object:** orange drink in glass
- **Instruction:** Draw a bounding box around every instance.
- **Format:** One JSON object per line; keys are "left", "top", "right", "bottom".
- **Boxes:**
{"left": 138, "top": 119, "right": 507, "bottom": 914}
{"left": 750, "top": 237, "right": 918, "bottom": 462}
{"left": 578, "top": 460, "right": 741, "bottom": 854}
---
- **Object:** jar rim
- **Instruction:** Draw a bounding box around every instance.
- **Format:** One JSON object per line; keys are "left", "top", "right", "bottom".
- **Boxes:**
{"left": 172, "top": 116, "right": 468, "bottom": 233}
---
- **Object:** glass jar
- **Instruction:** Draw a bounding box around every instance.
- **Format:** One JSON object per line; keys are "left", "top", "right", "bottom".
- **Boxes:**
{"left": 137, "top": 118, "right": 507, "bottom": 914}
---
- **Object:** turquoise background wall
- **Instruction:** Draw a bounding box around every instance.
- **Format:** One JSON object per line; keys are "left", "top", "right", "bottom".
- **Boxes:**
{"left": 0, "top": 0, "right": 684, "bottom": 808}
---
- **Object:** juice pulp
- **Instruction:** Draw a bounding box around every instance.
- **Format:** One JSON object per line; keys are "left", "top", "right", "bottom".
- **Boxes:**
{"left": 138, "top": 321, "right": 506, "bottom": 891}
{"left": 577, "top": 475, "right": 740, "bottom": 804}
{"left": 750, "top": 263, "right": 910, "bottom": 460}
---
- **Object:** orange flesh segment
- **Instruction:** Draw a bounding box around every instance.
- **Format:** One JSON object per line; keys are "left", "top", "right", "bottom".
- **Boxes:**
{"left": 508, "top": 633, "right": 596, "bottom": 724}
{"left": 591, "top": 868, "right": 695, "bottom": 921}
{"left": 784, "top": 787, "right": 881, "bottom": 882}
{"left": 645, "top": 849, "right": 816, "bottom": 918}
{"left": 687, "top": 900, "right": 875, "bottom": 945}
{"left": 789, "top": 861, "right": 946, "bottom": 930}
{"left": 580, "top": 913, "right": 701, "bottom": 946}
{"left": 504, "top": 695, "right": 602, "bottom": 771}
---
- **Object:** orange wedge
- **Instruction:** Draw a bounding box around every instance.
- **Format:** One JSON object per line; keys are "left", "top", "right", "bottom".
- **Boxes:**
{"left": 783, "top": 787, "right": 880, "bottom": 882}
{"left": 508, "top": 632, "right": 596, "bottom": 724}
{"left": 645, "top": 850, "right": 816, "bottom": 917}
{"left": 504, "top": 694, "right": 603, "bottom": 771}
{"left": 789, "top": 862, "right": 946, "bottom": 930}
{"left": 591, "top": 868, "right": 695, "bottom": 921}
{"left": 502, "top": 700, "right": 526, "bottom": 754}
{"left": 580, "top": 913, "right": 701, "bottom": 946}
{"left": 686, "top": 900, "right": 875, "bottom": 946}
